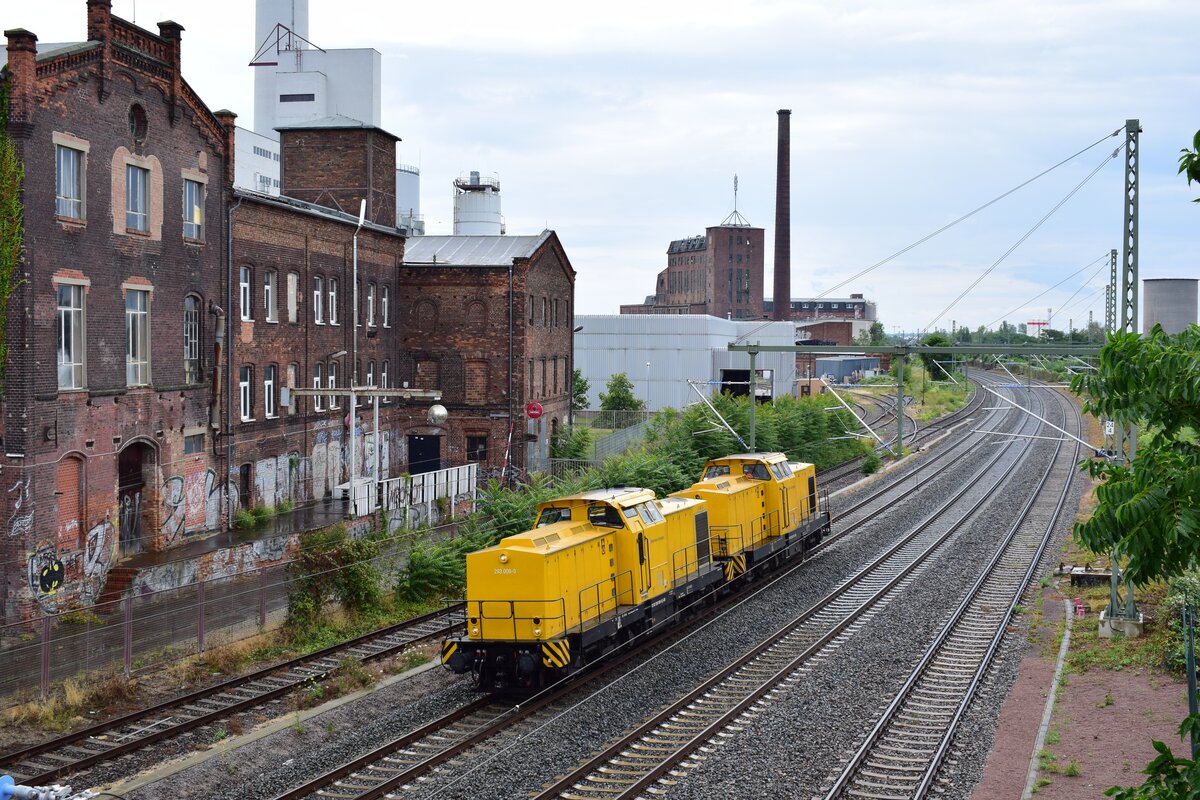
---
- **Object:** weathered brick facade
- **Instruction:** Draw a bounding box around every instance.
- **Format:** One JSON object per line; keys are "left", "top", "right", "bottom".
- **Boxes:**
{"left": 2, "top": 1, "right": 229, "bottom": 619}
{"left": 398, "top": 232, "right": 575, "bottom": 477}
{"left": 0, "top": 2, "right": 576, "bottom": 624}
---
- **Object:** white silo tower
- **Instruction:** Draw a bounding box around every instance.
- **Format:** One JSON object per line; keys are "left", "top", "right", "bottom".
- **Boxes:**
{"left": 253, "top": 0, "right": 310, "bottom": 137}
{"left": 453, "top": 172, "right": 504, "bottom": 235}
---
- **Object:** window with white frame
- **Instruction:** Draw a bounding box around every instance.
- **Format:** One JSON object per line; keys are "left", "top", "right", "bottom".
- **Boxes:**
{"left": 264, "top": 364, "right": 277, "bottom": 418}
{"left": 55, "top": 145, "right": 84, "bottom": 219}
{"left": 328, "top": 278, "right": 339, "bottom": 325}
{"left": 286, "top": 272, "right": 299, "bottom": 323}
{"left": 366, "top": 360, "right": 375, "bottom": 387}
{"left": 286, "top": 363, "right": 298, "bottom": 415}
{"left": 239, "top": 365, "right": 253, "bottom": 421}
{"left": 239, "top": 266, "right": 251, "bottom": 320}
{"left": 182, "top": 179, "right": 203, "bottom": 239}
{"left": 313, "top": 363, "right": 324, "bottom": 411}
{"left": 125, "top": 164, "right": 149, "bottom": 232}
{"left": 56, "top": 283, "right": 85, "bottom": 389}
{"left": 264, "top": 269, "right": 277, "bottom": 322}
{"left": 367, "top": 282, "right": 376, "bottom": 327}
{"left": 328, "top": 361, "right": 339, "bottom": 408}
{"left": 125, "top": 289, "right": 150, "bottom": 386}
{"left": 183, "top": 295, "right": 201, "bottom": 384}
{"left": 313, "top": 276, "right": 324, "bottom": 323}
{"left": 381, "top": 285, "right": 390, "bottom": 327}
{"left": 381, "top": 359, "right": 389, "bottom": 403}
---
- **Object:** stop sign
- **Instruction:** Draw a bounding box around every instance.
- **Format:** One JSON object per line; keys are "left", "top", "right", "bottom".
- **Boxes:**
{"left": 526, "top": 401, "right": 543, "bottom": 420}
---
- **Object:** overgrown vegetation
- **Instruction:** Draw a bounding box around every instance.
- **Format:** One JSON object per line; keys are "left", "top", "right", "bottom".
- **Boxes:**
{"left": 286, "top": 525, "right": 384, "bottom": 634}
{"left": 3, "top": 672, "right": 136, "bottom": 731}
{"left": 0, "top": 84, "right": 26, "bottom": 383}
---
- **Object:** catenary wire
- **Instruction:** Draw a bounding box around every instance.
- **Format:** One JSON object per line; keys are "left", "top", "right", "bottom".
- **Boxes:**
{"left": 984, "top": 252, "right": 1109, "bottom": 330}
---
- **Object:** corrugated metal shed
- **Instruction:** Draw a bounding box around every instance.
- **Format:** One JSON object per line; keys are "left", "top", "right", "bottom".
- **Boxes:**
{"left": 814, "top": 355, "right": 880, "bottom": 382}
{"left": 403, "top": 233, "right": 552, "bottom": 266}
{"left": 574, "top": 315, "right": 798, "bottom": 411}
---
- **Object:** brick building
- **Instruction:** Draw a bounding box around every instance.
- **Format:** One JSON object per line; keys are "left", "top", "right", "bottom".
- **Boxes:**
{"left": 399, "top": 233, "right": 575, "bottom": 476}
{"left": 1, "top": 2, "right": 230, "bottom": 618}
{"left": 0, "top": 2, "right": 576, "bottom": 622}
{"left": 620, "top": 218, "right": 765, "bottom": 320}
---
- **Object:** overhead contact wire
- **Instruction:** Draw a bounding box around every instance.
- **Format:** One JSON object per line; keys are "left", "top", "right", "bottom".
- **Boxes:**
{"left": 812, "top": 127, "right": 1122, "bottom": 301}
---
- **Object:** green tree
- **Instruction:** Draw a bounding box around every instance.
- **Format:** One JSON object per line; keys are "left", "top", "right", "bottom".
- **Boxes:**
{"left": 571, "top": 367, "right": 591, "bottom": 412}
{"left": 854, "top": 321, "right": 887, "bottom": 347}
{"left": 1070, "top": 325, "right": 1200, "bottom": 586}
{"left": 1180, "top": 129, "right": 1200, "bottom": 203}
{"left": 598, "top": 372, "right": 644, "bottom": 426}
{"left": 917, "top": 332, "right": 953, "bottom": 374}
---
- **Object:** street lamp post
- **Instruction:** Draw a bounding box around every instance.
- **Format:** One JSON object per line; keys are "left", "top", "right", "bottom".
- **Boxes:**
{"left": 644, "top": 361, "right": 650, "bottom": 412}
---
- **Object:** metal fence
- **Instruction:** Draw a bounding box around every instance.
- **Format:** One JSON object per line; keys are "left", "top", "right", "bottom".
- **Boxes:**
{"left": 574, "top": 409, "right": 654, "bottom": 431}
{"left": 380, "top": 463, "right": 478, "bottom": 530}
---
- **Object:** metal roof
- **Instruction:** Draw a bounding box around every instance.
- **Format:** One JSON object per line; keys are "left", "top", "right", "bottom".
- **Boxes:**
{"left": 1, "top": 41, "right": 90, "bottom": 70}
{"left": 402, "top": 233, "right": 552, "bottom": 267}
{"left": 233, "top": 188, "right": 405, "bottom": 237}
{"left": 275, "top": 114, "right": 401, "bottom": 141}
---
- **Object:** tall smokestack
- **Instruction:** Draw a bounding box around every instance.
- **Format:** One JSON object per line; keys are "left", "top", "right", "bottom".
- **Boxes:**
{"left": 773, "top": 109, "right": 791, "bottom": 321}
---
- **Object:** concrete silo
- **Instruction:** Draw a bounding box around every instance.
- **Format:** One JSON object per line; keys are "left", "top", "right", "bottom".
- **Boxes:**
{"left": 1143, "top": 278, "right": 1198, "bottom": 334}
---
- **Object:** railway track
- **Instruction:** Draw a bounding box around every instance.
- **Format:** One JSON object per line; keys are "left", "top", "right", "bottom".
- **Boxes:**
{"left": 259, "top": 387, "right": 1033, "bottom": 800}
{"left": 529, "top": 382, "right": 1051, "bottom": 800}
{"left": 0, "top": 604, "right": 465, "bottom": 786}
{"left": 822, "top": 387, "right": 1081, "bottom": 799}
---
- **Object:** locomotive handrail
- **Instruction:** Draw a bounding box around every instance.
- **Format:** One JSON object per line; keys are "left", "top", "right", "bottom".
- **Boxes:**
{"left": 576, "top": 569, "right": 635, "bottom": 634}
{"left": 670, "top": 537, "right": 716, "bottom": 586}
{"left": 469, "top": 597, "right": 566, "bottom": 641}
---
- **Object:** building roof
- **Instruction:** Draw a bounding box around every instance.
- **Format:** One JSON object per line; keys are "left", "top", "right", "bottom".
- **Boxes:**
{"left": 234, "top": 188, "right": 405, "bottom": 237}
{"left": 402, "top": 233, "right": 553, "bottom": 266}
{"left": 667, "top": 235, "right": 707, "bottom": 255}
{"left": 275, "top": 114, "right": 401, "bottom": 141}
{"left": 1, "top": 40, "right": 87, "bottom": 70}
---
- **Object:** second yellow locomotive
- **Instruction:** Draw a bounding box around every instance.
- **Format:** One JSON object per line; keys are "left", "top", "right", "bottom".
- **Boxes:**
{"left": 441, "top": 452, "right": 829, "bottom": 690}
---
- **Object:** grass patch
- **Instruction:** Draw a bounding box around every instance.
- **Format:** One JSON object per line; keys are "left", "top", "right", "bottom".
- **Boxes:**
{"left": 3, "top": 671, "right": 138, "bottom": 731}
{"left": 1063, "top": 760, "right": 1082, "bottom": 777}
{"left": 1045, "top": 728, "right": 1061, "bottom": 745}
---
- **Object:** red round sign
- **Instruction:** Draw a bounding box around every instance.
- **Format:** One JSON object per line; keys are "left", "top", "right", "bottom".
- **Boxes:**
{"left": 526, "top": 401, "right": 544, "bottom": 420}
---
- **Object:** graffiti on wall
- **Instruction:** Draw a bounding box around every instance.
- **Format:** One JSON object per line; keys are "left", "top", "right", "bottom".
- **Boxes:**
{"left": 80, "top": 520, "right": 114, "bottom": 605}
{"left": 158, "top": 468, "right": 240, "bottom": 541}
{"left": 8, "top": 475, "right": 33, "bottom": 539}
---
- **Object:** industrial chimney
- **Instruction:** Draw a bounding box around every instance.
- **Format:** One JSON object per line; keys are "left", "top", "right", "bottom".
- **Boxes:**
{"left": 773, "top": 110, "right": 791, "bottom": 321}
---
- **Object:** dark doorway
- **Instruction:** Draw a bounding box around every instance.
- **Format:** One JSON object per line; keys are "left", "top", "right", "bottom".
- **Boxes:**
{"left": 408, "top": 435, "right": 441, "bottom": 474}
{"left": 117, "top": 442, "right": 154, "bottom": 557}
{"left": 239, "top": 463, "right": 252, "bottom": 510}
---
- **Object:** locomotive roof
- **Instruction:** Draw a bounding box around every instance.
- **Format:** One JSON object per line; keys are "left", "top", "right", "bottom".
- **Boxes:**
{"left": 546, "top": 487, "right": 658, "bottom": 507}
{"left": 710, "top": 452, "right": 788, "bottom": 464}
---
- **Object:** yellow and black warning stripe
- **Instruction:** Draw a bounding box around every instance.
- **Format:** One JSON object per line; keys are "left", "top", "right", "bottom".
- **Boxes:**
{"left": 441, "top": 639, "right": 458, "bottom": 666}
{"left": 541, "top": 639, "right": 571, "bottom": 669}
{"left": 722, "top": 554, "right": 747, "bottom": 582}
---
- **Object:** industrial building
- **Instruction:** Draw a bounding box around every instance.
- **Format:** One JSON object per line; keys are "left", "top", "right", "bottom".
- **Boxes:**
{"left": 574, "top": 316, "right": 799, "bottom": 412}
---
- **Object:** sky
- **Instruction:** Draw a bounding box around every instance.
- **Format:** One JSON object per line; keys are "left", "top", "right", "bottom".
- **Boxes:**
{"left": 10, "top": 0, "right": 1199, "bottom": 333}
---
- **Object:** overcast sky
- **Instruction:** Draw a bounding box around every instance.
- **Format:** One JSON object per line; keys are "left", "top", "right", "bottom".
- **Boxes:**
{"left": 12, "top": 1, "right": 1200, "bottom": 332}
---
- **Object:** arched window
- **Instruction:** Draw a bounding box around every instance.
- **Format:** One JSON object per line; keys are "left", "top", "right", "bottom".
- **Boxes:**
{"left": 264, "top": 269, "right": 278, "bottom": 322}
{"left": 183, "top": 294, "right": 201, "bottom": 384}
{"left": 264, "top": 364, "right": 278, "bottom": 418}
{"left": 313, "top": 275, "right": 324, "bottom": 324}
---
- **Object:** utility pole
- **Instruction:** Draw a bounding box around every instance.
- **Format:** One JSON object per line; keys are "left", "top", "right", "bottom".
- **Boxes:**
{"left": 1105, "top": 119, "right": 1142, "bottom": 636}
{"left": 748, "top": 348, "right": 757, "bottom": 451}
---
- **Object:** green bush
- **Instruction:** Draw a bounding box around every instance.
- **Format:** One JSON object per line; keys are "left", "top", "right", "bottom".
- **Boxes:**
{"left": 233, "top": 509, "right": 257, "bottom": 529}
{"left": 277, "top": 499, "right": 295, "bottom": 514}
{"left": 861, "top": 450, "right": 882, "bottom": 475}
{"left": 251, "top": 505, "right": 274, "bottom": 525}
{"left": 285, "top": 525, "right": 383, "bottom": 633}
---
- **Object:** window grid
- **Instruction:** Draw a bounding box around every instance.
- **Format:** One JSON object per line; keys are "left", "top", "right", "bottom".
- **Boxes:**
{"left": 239, "top": 365, "right": 252, "bottom": 421}
{"left": 125, "top": 164, "right": 149, "bottom": 232}
{"left": 239, "top": 267, "right": 251, "bottom": 320}
{"left": 287, "top": 272, "right": 299, "bottom": 323}
{"left": 313, "top": 363, "right": 324, "bottom": 412}
{"left": 313, "top": 276, "right": 324, "bottom": 323}
{"left": 328, "top": 361, "right": 339, "bottom": 408}
{"left": 56, "top": 284, "right": 85, "bottom": 389}
{"left": 286, "top": 363, "right": 298, "bottom": 416}
{"left": 183, "top": 295, "right": 200, "bottom": 384}
{"left": 264, "top": 364, "right": 277, "bottom": 418}
{"left": 367, "top": 283, "right": 376, "bottom": 327}
{"left": 125, "top": 289, "right": 150, "bottom": 386}
{"left": 328, "top": 278, "right": 339, "bottom": 325}
{"left": 56, "top": 145, "right": 84, "bottom": 219}
{"left": 381, "top": 360, "right": 389, "bottom": 403}
{"left": 381, "top": 286, "right": 390, "bottom": 327}
{"left": 264, "top": 270, "right": 277, "bottom": 322}
{"left": 182, "top": 179, "right": 203, "bottom": 239}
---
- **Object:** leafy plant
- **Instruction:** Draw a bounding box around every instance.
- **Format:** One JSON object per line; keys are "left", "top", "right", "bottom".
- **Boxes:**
{"left": 285, "top": 525, "right": 383, "bottom": 633}
{"left": 233, "top": 509, "right": 256, "bottom": 530}
{"left": 1105, "top": 715, "right": 1200, "bottom": 798}
{"left": 861, "top": 450, "right": 882, "bottom": 475}
{"left": 251, "top": 504, "right": 274, "bottom": 525}
{"left": 0, "top": 84, "right": 25, "bottom": 383}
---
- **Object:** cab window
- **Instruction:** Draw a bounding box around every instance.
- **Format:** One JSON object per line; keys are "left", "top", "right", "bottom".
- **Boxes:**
{"left": 537, "top": 507, "right": 572, "bottom": 527}
{"left": 588, "top": 504, "right": 625, "bottom": 528}
{"left": 704, "top": 464, "right": 730, "bottom": 479}
{"left": 742, "top": 463, "right": 770, "bottom": 481}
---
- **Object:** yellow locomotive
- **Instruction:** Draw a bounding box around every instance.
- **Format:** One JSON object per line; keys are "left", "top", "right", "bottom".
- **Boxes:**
{"left": 441, "top": 452, "right": 829, "bottom": 690}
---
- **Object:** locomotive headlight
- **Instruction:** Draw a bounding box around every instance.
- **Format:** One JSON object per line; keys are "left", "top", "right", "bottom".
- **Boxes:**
{"left": 499, "top": 553, "right": 509, "bottom": 564}
{"left": 533, "top": 627, "right": 542, "bottom": 637}
{"left": 471, "top": 626, "right": 480, "bottom": 636}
